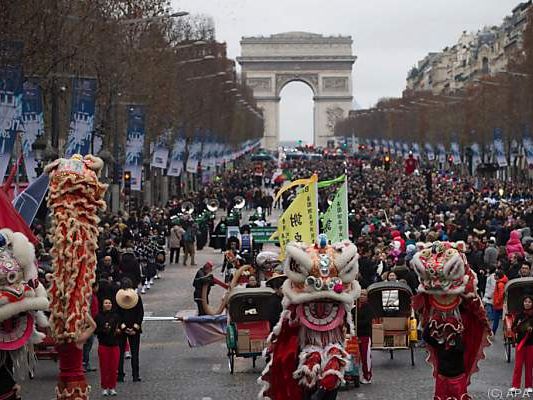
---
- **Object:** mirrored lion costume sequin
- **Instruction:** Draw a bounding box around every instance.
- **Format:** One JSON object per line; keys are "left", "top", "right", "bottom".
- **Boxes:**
{"left": 0, "top": 229, "right": 49, "bottom": 399}
{"left": 258, "top": 238, "right": 361, "bottom": 400}
{"left": 412, "top": 241, "right": 491, "bottom": 400}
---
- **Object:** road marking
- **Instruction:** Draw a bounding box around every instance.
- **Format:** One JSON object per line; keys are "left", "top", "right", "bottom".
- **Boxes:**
{"left": 211, "top": 363, "right": 221, "bottom": 372}
{"left": 202, "top": 397, "right": 212, "bottom": 400}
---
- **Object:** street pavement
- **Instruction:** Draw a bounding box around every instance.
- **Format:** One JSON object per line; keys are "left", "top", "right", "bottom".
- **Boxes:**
{"left": 24, "top": 211, "right": 514, "bottom": 399}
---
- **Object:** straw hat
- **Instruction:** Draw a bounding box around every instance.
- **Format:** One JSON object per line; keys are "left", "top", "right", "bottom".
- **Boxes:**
{"left": 116, "top": 288, "right": 139, "bottom": 310}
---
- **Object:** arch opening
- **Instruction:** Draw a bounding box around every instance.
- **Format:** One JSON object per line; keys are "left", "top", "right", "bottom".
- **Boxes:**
{"left": 279, "top": 81, "right": 315, "bottom": 145}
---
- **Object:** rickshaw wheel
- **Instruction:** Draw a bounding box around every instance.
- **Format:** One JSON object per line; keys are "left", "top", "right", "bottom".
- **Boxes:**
{"left": 228, "top": 351, "right": 235, "bottom": 374}
{"left": 505, "top": 339, "right": 512, "bottom": 363}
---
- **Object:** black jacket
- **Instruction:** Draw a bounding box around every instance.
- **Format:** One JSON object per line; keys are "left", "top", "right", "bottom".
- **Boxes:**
{"left": 354, "top": 302, "right": 373, "bottom": 337}
{"left": 117, "top": 296, "right": 144, "bottom": 335}
{"left": 513, "top": 312, "right": 533, "bottom": 346}
{"left": 95, "top": 311, "right": 120, "bottom": 346}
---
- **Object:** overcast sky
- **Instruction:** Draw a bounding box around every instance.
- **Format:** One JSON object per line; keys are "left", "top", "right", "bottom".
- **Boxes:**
{"left": 172, "top": 0, "right": 520, "bottom": 143}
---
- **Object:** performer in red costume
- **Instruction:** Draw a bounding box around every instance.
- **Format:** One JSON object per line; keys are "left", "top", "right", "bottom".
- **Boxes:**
{"left": 404, "top": 152, "right": 417, "bottom": 175}
{"left": 411, "top": 241, "right": 492, "bottom": 400}
{"left": 258, "top": 234, "right": 361, "bottom": 400}
{"left": 45, "top": 154, "right": 107, "bottom": 400}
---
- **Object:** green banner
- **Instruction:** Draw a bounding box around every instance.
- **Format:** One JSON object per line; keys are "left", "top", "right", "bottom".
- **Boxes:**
{"left": 318, "top": 174, "right": 346, "bottom": 189}
{"left": 320, "top": 179, "right": 348, "bottom": 243}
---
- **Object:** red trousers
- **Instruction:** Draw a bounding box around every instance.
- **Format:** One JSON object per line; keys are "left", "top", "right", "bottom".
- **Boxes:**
{"left": 434, "top": 373, "right": 469, "bottom": 400}
{"left": 512, "top": 344, "right": 533, "bottom": 388}
{"left": 98, "top": 344, "right": 120, "bottom": 389}
{"left": 358, "top": 336, "right": 372, "bottom": 381}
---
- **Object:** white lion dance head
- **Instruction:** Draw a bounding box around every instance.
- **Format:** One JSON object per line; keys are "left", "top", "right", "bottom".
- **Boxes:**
{"left": 259, "top": 236, "right": 361, "bottom": 399}
{"left": 0, "top": 228, "right": 49, "bottom": 381}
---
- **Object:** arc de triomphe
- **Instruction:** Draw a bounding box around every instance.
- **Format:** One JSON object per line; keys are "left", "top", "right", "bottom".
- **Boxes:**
{"left": 237, "top": 32, "right": 356, "bottom": 149}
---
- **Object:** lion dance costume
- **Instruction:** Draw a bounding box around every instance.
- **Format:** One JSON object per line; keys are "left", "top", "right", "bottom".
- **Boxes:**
{"left": 0, "top": 229, "right": 49, "bottom": 400}
{"left": 412, "top": 241, "right": 491, "bottom": 400}
{"left": 45, "top": 155, "right": 107, "bottom": 400}
{"left": 259, "top": 236, "right": 361, "bottom": 400}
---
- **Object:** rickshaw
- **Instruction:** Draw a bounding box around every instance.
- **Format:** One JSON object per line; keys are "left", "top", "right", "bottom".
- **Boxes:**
{"left": 225, "top": 287, "right": 281, "bottom": 374}
{"left": 367, "top": 281, "right": 416, "bottom": 366}
{"left": 503, "top": 277, "right": 533, "bottom": 363}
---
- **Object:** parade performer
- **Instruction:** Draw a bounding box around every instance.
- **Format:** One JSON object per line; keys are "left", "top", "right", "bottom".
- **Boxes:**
{"left": 258, "top": 235, "right": 361, "bottom": 400}
{"left": 45, "top": 154, "right": 107, "bottom": 400}
{"left": 0, "top": 229, "right": 50, "bottom": 400}
{"left": 411, "top": 241, "right": 491, "bottom": 400}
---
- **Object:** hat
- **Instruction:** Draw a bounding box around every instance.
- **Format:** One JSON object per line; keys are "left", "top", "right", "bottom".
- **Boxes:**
{"left": 204, "top": 261, "right": 214, "bottom": 269}
{"left": 116, "top": 288, "right": 139, "bottom": 310}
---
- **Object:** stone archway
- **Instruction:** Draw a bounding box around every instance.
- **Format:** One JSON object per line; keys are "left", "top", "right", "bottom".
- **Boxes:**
{"left": 238, "top": 32, "right": 356, "bottom": 149}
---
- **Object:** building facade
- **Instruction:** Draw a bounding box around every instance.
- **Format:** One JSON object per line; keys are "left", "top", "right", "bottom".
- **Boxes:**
{"left": 406, "top": 1, "right": 531, "bottom": 94}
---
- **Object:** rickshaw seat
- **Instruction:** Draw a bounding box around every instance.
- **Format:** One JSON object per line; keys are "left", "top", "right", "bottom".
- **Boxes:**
{"left": 235, "top": 320, "right": 270, "bottom": 340}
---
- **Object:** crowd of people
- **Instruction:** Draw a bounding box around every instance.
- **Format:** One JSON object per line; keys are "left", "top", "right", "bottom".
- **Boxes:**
{"left": 28, "top": 150, "right": 533, "bottom": 396}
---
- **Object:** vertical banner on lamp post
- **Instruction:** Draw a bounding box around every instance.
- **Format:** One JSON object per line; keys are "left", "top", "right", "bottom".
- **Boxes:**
{"left": 186, "top": 134, "right": 202, "bottom": 173}
{"left": 493, "top": 128, "right": 507, "bottom": 167}
{"left": 21, "top": 79, "right": 44, "bottom": 183}
{"left": 151, "top": 130, "right": 170, "bottom": 169}
{"left": 471, "top": 143, "right": 482, "bottom": 169}
{"left": 0, "top": 41, "right": 24, "bottom": 182}
{"left": 437, "top": 144, "right": 446, "bottom": 163}
{"left": 523, "top": 126, "right": 533, "bottom": 166}
{"left": 167, "top": 131, "right": 185, "bottom": 177}
{"left": 64, "top": 78, "right": 97, "bottom": 157}
{"left": 124, "top": 105, "right": 145, "bottom": 191}
{"left": 450, "top": 142, "right": 461, "bottom": 165}
{"left": 425, "top": 143, "right": 435, "bottom": 161}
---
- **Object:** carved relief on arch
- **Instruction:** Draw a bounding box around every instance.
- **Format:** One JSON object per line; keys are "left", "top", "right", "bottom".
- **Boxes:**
{"left": 275, "top": 73, "right": 318, "bottom": 96}
{"left": 326, "top": 106, "right": 345, "bottom": 133}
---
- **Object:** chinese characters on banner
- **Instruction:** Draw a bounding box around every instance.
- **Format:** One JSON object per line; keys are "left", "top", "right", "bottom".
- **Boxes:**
{"left": 275, "top": 175, "right": 318, "bottom": 259}
{"left": 320, "top": 178, "right": 348, "bottom": 243}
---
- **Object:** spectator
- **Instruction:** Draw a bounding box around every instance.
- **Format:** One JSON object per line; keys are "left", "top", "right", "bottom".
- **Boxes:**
{"left": 492, "top": 270, "right": 508, "bottom": 334}
{"left": 95, "top": 298, "right": 121, "bottom": 396}
{"left": 168, "top": 223, "right": 184, "bottom": 265}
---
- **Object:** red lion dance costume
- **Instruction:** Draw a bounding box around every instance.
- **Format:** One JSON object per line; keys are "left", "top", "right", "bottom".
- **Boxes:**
{"left": 259, "top": 236, "right": 361, "bottom": 400}
{"left": 0, "top": 229, "right": 49, "bottom": 400}
{"left": 412, "top": 241, "right": 491, "bottom": 400}
{"left": 45, "top": 155, "right": 107, "bottom": 400}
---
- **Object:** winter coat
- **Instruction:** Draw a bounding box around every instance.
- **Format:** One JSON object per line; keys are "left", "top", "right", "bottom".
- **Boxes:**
{"left": 492, "top": 275, "right": 509, "bottom": 311}
{"left": 483, "top": 245, "right": 498, "bottom": 269}
{"left": 506, "top": 230, "right": 525, "bottom": 259}
{"left": 169, "top": 225, "right": 184, "bottom": 248}
{"left": 482, "top": 273, "right": 496, "bottom": 305}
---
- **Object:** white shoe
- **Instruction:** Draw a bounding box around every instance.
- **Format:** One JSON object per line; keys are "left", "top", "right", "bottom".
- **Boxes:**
{"left": 141, "top": 287, "right": 146, "bottom": 294}
{"left": 527, "top": 388, "right": 533, "bottom": 394}
{"left": 146, "top": 283, "right": 151, "bottom": 290}
{"left": 102, "top": 389, "right": 109, "bottom": 396}
{"left": 125, "top": 351, "right": 131, "bottom": 359}
{"left": 508, "top": 387, "right": 519, "bottom": 393}
{"left": 360, "top": 378, "right": 372, "bottom": 384}
{"left": 149, "top": 278, "right": 154, "bottom": 285}
{"left": 109, "top": 389, "right": 117, "bottom": 396}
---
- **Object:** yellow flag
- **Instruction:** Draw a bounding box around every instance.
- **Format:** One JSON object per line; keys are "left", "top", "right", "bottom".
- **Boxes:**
{"left": 275, "top": 175, "right": 318, "bottom": 259}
